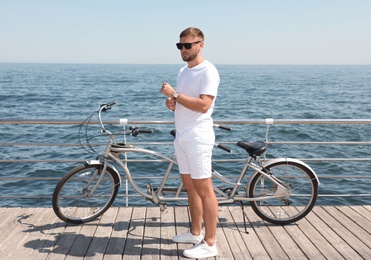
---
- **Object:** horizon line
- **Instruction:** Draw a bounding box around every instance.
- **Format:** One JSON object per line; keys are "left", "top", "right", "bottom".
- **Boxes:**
{"left": 1, "top": 62, "right": 370, "bottom": 66}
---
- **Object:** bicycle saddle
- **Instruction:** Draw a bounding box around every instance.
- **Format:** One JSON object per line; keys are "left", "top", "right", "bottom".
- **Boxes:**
{"left": 237, "top": 141, "right": 267, "bottom": 156}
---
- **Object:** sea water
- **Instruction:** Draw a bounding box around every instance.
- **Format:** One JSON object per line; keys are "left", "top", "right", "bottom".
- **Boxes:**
{"left": 0, "top": 64, "right": 370, "bottom": 207}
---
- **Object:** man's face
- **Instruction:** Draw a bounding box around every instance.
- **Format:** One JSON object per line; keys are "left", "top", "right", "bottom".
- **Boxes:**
{"left": 178, "top": 36, "right": 202, "bottom": 62}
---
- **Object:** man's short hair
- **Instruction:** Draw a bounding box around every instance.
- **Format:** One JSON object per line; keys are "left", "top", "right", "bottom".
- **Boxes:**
{"left": 180, "top": 27, "right": 204, "bottom": 41}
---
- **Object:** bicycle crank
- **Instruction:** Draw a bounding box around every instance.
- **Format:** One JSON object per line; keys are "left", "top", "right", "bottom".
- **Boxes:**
{"left": 146, "top": 183, "right": 159, "bottom": 204}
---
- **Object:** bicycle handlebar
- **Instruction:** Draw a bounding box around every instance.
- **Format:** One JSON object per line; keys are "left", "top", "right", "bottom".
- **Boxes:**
{"left": 130, "top": 126, "right": 153, "bottom": 137}
{"left": 98, "top": 102, "right": 117, "bottom": 134}
{"left": 97, "top": 102, "right": 231, "bottom": 152}
{"left": 214, "top": 125, "right": 233, "bottom": 153}
{"left": 214, "top": 124, "right": 232, "bottom": 131}
{"left": 217, "top": 143, "right": 232, "bottom": 153}
{"left": 100, "top": 101, "right": 116, "bottom": 112}
{"left": 98, "top": 101, "right": 153, "bottom": 137}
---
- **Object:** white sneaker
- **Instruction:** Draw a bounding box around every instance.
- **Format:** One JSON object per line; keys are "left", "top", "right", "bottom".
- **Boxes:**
{"left": 172, "top": 231, "right": 204, "bottom": 244}
{"left": 183, "top": 240, "right": 218, "bottom": 259}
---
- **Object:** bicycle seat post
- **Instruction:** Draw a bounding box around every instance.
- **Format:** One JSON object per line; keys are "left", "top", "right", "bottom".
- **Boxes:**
{"left": 120, "top": 118, "right": 129, "bottom": 144}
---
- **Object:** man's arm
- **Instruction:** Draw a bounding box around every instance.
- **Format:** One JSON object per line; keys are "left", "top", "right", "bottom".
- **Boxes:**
{"left": 160, "top": 82, "right": 214, "bottom": 113}
{"left": 175, "top": 93, "right": 214, "bottom": 114}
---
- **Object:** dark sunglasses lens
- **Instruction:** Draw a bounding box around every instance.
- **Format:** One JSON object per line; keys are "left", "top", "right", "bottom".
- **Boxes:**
{"left": 183, "top": 43, "right": 192, "bottom": 49}
{"left": 176, "top": 43, "right": 193, "bottom": 50}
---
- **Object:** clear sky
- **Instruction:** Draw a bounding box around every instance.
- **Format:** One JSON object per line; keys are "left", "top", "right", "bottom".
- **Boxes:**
{"left": 1, "top": 0, "right": 370, "bottom": 65}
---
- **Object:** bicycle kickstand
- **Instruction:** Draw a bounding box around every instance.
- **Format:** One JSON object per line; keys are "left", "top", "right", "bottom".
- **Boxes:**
{"left": 239, "top": 201, "right": 249, "bottom": 234}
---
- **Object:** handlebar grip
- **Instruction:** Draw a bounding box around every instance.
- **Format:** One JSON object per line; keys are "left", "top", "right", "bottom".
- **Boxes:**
{"left": 100, "top": 101, "right": 116, "bottom": 112}
{"left": 130, "top": 126, "right": 153, "bottom": 137}
{"left": 214, "top": 124, "right": 232, "bottom": 131}
{"left": 217, "top": 143, "right": 232, "bottom": 153}
{"left": 100, "top": 101, "right": 116, "bottom": 107}
{"left": 107, "top": 101, "right": 116, "bottom": 106}
{"left": 219, "top": 125, "right": 232, "bottom": 131}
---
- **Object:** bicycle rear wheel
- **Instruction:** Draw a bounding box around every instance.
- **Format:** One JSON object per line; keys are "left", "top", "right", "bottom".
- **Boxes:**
{"left": 249, "top": 160, "right": 318, "bottom": 225}
{"left": 52, "top": 164, "right": 120, "bottom": 224}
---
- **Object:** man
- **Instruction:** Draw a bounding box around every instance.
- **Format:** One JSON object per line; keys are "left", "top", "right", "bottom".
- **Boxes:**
{"left": 160, "top": 27, "right": 220, "bottom": 259}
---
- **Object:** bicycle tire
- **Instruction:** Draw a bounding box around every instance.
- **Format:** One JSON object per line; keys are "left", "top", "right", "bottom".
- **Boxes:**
{"left": 249, "top": 160, "right": 318, "bottom": 225}
{"left": 52, "top": 163, "right": 120, "bottom": 224}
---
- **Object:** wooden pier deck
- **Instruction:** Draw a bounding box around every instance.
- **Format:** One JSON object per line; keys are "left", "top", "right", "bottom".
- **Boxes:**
{"left": 0, "top": 205, "right": 370, "bottom": 259}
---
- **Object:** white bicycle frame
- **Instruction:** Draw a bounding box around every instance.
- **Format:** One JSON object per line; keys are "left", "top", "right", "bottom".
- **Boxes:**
{"left": 86, "top": 132, "right": 318, "bottom": 207}
{"left": 88, "top": 104, "right": 319, "bottom": 208}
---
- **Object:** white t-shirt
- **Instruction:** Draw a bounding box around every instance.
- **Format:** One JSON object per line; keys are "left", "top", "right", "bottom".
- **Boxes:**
{"left": 174, "top": 60, "right": 220, "bottom": 143}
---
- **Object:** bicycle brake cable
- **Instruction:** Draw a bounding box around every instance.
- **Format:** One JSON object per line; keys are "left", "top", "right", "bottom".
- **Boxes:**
{"left": 78, "top": 111, "right": 99, "bottom": 155}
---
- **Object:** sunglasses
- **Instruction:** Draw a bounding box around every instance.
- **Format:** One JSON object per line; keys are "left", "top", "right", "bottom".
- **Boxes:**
{"left": 176, "top": 41, "right": 201, "bottom": 50}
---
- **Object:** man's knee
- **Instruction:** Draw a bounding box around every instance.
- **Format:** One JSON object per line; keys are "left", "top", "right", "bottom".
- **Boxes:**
{"left": 192, "top": 178, "right": 214, "bottom": 197}
{"left": 181, "top": 174, "right": 195, "bottom": 192}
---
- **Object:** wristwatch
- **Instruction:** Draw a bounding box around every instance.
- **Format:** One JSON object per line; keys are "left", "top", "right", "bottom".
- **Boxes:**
{"left": 173, "top": 92, "right": 179, "bottom": 99}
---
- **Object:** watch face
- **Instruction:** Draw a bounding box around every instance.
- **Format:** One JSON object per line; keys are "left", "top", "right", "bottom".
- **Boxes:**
{"left": 174, "top": 92, "right": 179, "bottom": 98}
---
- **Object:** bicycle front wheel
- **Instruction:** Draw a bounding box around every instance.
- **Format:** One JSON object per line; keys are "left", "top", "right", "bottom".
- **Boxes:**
{"left": 52, "top": 164, "right": 120, "bottom": 224}
{"left": 249, "top": 160, "right": 318, "bottom": 225}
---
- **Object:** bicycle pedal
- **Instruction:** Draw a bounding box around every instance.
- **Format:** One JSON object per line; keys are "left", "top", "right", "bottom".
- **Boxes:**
{"left": 146, "top": 183, "right": 153, "bottom": 195}
{"left": 281, "top": 199, "right": 293, "bottom": 205}
{"left": 160, "top": 203, "right": 167, "bottom": 212}
{"left": 222, "top": 187, "right": 236, "bottom": 196}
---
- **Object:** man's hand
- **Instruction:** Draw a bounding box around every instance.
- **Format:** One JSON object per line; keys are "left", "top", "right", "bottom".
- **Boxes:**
{"left": 166, "top": 97, "right": 176, "bottom": 111}
{"left": 160, "top": 82, "right": 175, "bottom": 97}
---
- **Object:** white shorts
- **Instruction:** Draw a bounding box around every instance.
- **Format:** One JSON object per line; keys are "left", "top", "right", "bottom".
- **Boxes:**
{"left": 174, "top": 138, "right": 213, "bottom": 179}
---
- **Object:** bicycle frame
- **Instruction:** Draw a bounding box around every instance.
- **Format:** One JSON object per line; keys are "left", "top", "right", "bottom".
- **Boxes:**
{"left": 86, "top": 132, "right": 304, "bottom": 207}
{"left": 83, "top": 103, "right": 320, "bottom": 208}
{"left": 53, "top": 102, "right": 320, "bottom": 227}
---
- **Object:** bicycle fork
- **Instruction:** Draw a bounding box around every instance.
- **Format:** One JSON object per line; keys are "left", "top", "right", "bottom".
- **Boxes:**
{"left": 83, "top": 160, "right": 109, "bottom": 198}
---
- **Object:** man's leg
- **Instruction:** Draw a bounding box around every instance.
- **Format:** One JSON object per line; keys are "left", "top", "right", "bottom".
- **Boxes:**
{"left": 193, "top": 177, "right": 218, "bottom": 246}
{"left": 181, "top": 174, "right": 203, "bottom": 236}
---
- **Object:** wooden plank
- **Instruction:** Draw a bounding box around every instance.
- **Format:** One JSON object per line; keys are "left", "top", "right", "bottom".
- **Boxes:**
{"left": 0, "top": 208, "right": 40, "bottom": 258}
{"left": 292, "top": 207, "right": 343, "bottom": 259}
{"left": 0, "top": 208, "right": 9, "bottom": 230}
{"left": 349, "top": 205, "right": 371, "bottom": 227}
{"left": 243, "top": 206, "right": 289, "bottom": 260}
{"left": 267, "top": 221, "right": 308, "bottom": 259}
{"left": 159, "top": 207, "right": 178, "bottom": 260}
{"left": 9, "top": 208, "right": 54, "bottom": 259}
{"left": 337, "top": 206, "right": 371, "bottom": 236}
{"left": 122, "top": 206, "right": 146, "bottom": 259}
{"left": 255, "top": 206, "right": 309, "bottom": 260}
{"left": 270, "top": 207, "right": 323, "bottom": 259}
{"left": 83, "top": 207, "right": 119, "bottom": 260}
{"left": 310, "top": 206, "right": 363, "bottom": 259}
{"left": 141, "top": 206, "right": 161, "bottom": 259}
{"left": 363, "top": 205, "right": 371, "bottom": 213}
{"left": 216, "top": 206, "right": 248, "bottom": 259}
{"left": 173, "top": 206, "right": 191, "bottom": 259}
{"left": 0, "top": 207, "right": 33, "bottom": 249}
{"left": 104, "top": 207, "right": 133, "bottom": 260}
{"left": 229, "top": 206, "right": 270, "bottom": 259}
{"left": 46, "top": 217, "right": 83, "bottom": 260}
{"left": 64, "top": 221, "right": 98, "bottom": 259}
{"left": 28, "top": 208, "right": 68, "bottom": 260}
{"left": 1, "top": 206, "right": 371, "bottom": 259}
{"left": 322, "top": 206, "right": 371, "bottom": 259}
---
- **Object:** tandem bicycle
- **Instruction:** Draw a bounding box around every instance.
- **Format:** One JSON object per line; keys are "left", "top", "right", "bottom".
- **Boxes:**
{"left": 52, "top": 101, "right": 320, "bottom": 231}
